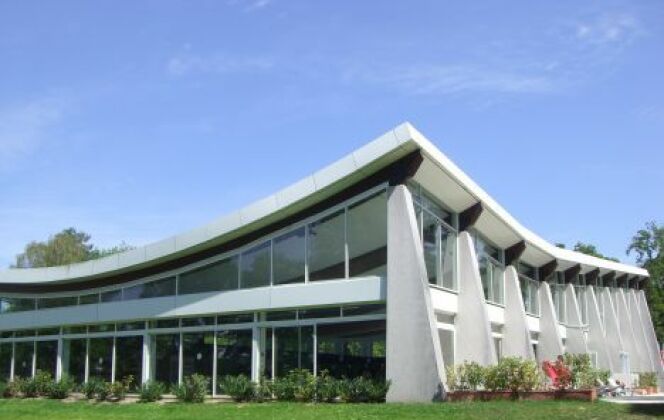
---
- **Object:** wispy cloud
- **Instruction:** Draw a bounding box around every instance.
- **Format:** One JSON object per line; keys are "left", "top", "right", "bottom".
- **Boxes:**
{"left": 167, "top": 53, "right": 274, "bottom": 76}
{"left": 574, "top": 13, "right": 641, "bottom": 47}
{"left": 226, "top": 0, "right": 273, "bottom": 13}
{"left": 635, "top": 105, "right": 664, "bottom": 122}
{"left": 0, "top": 96, "right": 68, "bottom": 171}
{"left": 355, "top": 64, "right": 555, "bottom": 96}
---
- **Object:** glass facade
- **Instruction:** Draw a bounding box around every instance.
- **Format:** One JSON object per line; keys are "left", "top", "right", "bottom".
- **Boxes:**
{"left": 475, "top": 234, "right": 504, "bottom": 305}
{"left": 548, "top": 272, "right": 566, "bottom": 324}
{"left": 518, "top": 262, "right": 540, "bottom": 316}
{"left": 575, "top": 274, "right": 588, "bottom": 324}
{"left": 35, "top": 340, "right": 58, "bottom": 377}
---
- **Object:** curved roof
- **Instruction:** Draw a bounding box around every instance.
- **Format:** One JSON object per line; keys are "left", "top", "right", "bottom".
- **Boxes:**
{"left": 0, "top": 122, "right": 648, "bottom": 290}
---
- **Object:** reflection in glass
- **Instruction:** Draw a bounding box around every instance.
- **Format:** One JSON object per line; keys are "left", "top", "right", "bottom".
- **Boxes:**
{"left": 272, "top": 227, "right": 306, "bottom": 285}
{"left": 14, "top": 341, "right": 34, "bottom": 378}
{"left": 0, "top": 343, "right": 12, "bottom": 381}
{"left": 153, "top": 334, "right": 179, "bottom": 387}
{"left": 179, "top": 257, "right": 239, "bottom": 295}
{"left": 123, "top": 277, "right": 176, "bottom": 300}
{"left": 317, "top": 320, "right": 386, "bottom": 380}
{"left": 240, "top": 242, "right": 271, "bottom": 289}
{"left": 35, "top": 340, "right": 58, "bottom": 378}
{"left": 347, "top": 192, "right": 387, "bottom": 277}
{"left": 182, "top": 332, "right": 214, "bottom": 391}
{"left": 89, "top": 337, "right": 113, "bottom": 381}
{"left": 115, "top": 336, "right": 142, "bottom": 388}
{"left": 440, "top": 227, "right": 457, "bottom": 290}
{"left": 216, "top": 329, "right": 252, "bottom": 392}
{"left": 63, "top": 339, "right": 86, "bottom": 384}
{"left": 423, "top": 211, "right": 438, "bottom": 285}
{"left": 308, "top": 210, "right": 345, "bottom": 281}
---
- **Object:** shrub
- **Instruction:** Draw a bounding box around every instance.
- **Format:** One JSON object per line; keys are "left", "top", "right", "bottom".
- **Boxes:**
{"left": 34, "top": 370, "right": 53, "bottom": 396}
{"left": 20, "top": 377, "right": 39, "bottom": 398}
{"left": 253, "top": 376, "right": 273, "bottom": 403}
{"left": 109, "top": 375, "right": 134, "bottom": 401}
{"left": 291, "top": 369, "right": 317, "bottom": 402}
{"left": 272, "top": 376, "right": 296, "bottom": 401}
{"left": 639, "top": 372, "right": 658, "bottom": 388}
{"left": 219, "top": 374, "right": 255, "bottom": 402}
{"left": 445, "top": 365, "right": 458, "bottom": 391}
{"left": 449, "top": 361, "right": 485, "bottom": 391}
{"left": 175, "top": 374, "right": 209, "bottom": 403}
{"left": 82, "top": 378, "right": 105, "bottom": 400}
{"left": 563, "top": 353, "right": 592, "bottom": 388}
{"left": 338, "top": 377, "right": 390, "bottom": 403}
{"left": 2, "top": 380, "right": 21, "bottom": 398}
{"left": 316, "top": 371, "right": 339, "bottom": 403}
{"left": 139, "top": 381, "right": 165, "bottom": 403}
{"left": 542, "top": 358, "right": 572, "bottom": 390}
{"left": 96, "top": 383, "right": 111, "bottom": 401}
{"left": 47, "top": 376, "right": 75, "bottom": 399}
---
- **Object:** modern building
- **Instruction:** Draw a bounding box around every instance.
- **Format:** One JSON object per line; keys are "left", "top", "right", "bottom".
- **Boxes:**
{"left": 0, "top": 123, "right": 661, "bottom": 402}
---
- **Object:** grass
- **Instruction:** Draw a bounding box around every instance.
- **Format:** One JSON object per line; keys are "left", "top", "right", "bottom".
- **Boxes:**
{"left": 0, "top": 399, "right": 662, "bottom": 419}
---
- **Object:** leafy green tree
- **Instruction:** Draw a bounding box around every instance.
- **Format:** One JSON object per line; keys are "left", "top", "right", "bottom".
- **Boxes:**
{"left": 12, "top": 228, "right": 132, "bottom": 268}
{"left": 572, "top": 242, "right": 620, "bottom": 262}
{"left": 627, "top": 221, "right": 664, "bottom": 343}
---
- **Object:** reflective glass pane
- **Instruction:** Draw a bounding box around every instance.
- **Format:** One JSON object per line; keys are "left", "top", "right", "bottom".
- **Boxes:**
{"left": 273, "top": 326, "right": 313, "bottom": 378}
{"left": 308, "top": 210, "right": 345, "bottom": 281}
{"left": 179, "top": 257, "right": 239, "bottom": 295}
{"left": 422, "top": 211, "right": 438, "bottom": 285}
{"left": 217, "top": 313, "right": 254, "bottom": 325}
{"left": 182, "top": 332, "right": 214, "bottom": 391}
{"left": 153, "top": 334, "right": 179, "bottom": 388}
{"left": 63, "top": 338, "right": 86, "bottom": 384}
{"left": 440, "top": 228, "right": 457, "bottom": 290}
{"left": 347, "top": 192, "right": 387, "bottom": 277}
{"left": 37, "top": 296, "right": 78, "bottom": 309}
{"left": 491, "top": 264, "right": 504, "bottom": 305}
{"left": 14, "top": 341, "right": 34, "bottom": 378}
{"left": 479, "top": 256, "right": 491, "bottom": 301}
{"left": 216, "top": 329, "right": 252, "bottom": 391}
{"left": 0, "top": 297, "right": 35, "bottom": 313}
{"left": 89, "top": 337, "right": 113, "bottom": 381}
{"left": 79, "top": 293, "right": 99, "bottom": 305}
{"left": 115, "top": 336, "right": 142, "bottom": 389}
{"left": 0, "top": 343, "right": 11, "bottom": 381}
{"left": 316, "top": 320, "right": 386, "bottom": 380}
{"left": 240, "top": 241, "right": 271, "bottom": 289}
{"left": 438, "top": 329, "right": 454, "bottom": 368}
{"left": 35, "top": 340, "right": 57, "bottom": 378}
{"left": 272, "top": 227, "right": 306, "bottom": 285}
{"left": 100, "top": 290, "right": 122, "bottom": 303}
{"left": 123, "top": 277, "right": 176, "bottom": 300}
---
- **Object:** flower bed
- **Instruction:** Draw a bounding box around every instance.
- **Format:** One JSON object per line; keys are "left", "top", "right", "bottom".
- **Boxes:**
{"left": 447, "top": 389, "right": 597, "bottom": 402}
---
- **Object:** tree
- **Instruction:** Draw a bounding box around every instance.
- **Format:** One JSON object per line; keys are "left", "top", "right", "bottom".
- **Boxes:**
{"left": 555, "top": 241, "right": 620, "bottom": 262}
{"left": 12, "top": 228, "right": 132, "bottom": 268}
{"left": 627, "top": 221, "right": 664, "bottom": 343}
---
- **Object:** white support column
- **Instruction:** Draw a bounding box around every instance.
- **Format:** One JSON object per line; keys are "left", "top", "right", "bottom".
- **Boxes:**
{"left": 178, "top": 333, "right": 183, "bottom": 385}
{"left": 31, "top": 341, "right": 36, "bottom": 378}
{"left": 563, "top": 283, "right": 588, "bottom": 355}
{"left": 141, "top": 333, "right": 150, "bottom": 384}
{"left": 636, "top": 289, "right": 664, "bottom": 386}
{"left": 56, "top": 338, "right": 63, "bottom": 381}
{"left": 586, "top": 286, "right": 613, "bottom": 371}
{"left": 212, "top": 333, "right": 218, "bottom": 397}
{"left": 616, "top": 289, "right": 646, "bottom": 373}
{"left": 537, "top": 282, "right": 564, "bottom": 363}
{"left": 84, "top": 338, "right": 90, "bottom": 383}
{"left": 111, "top": 337, "right": 117, "bottom": 383}
{"left": 629, "top": 290, "right": 658, "bottom": 372}
{"left": 385, "top": 185, "right": 446, "bottom": 402}
{"left": 455, "top": 231, "right": 497, "bottom": 366}
{"left": 502, "top": 266, "right": 534, "bottom": 359}
{"left": 251, "top": 326, "right": 260, "bottom": 382}
{"left": 600, "top": 287, "right": 626, "bottom": 374}
{"left": 10, "top": 342, "right": 15, "bottom": 381}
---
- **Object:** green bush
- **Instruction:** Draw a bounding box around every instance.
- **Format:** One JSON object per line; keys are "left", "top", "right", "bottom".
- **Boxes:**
{"left": 449, "top": 358, "right": 543, "bottom": 393}
{"left": 448, "top": 361, "right": 485, "bottom": 391}
{"left": 138, "top": 381, "right": 165, "bottom": 403}
{"left": 253, "top": 376, "right": 273, "bottom": 403}
{"left": 109, "top": 375, "right": 134, "bottom": 401}
{"left": 445, "top": 365, "right": 458, "bottom": 391}
{"left": 219, "top": 374, "right": 255, "bottom": 402}
{"left": 175, "top": 374, "right": 209, "bottom": 403}
{"left": 272, "top": 376, "right": 296, "bottom": 401}
{"left": 4, "top": 379, "right": 22, "bottom": 398}
{"left": 34, "top": 370, "right": 53, "bottom": 396}
{"left": 316, "top": 371, "right": 339, "bottom": 403}
{"left": 82, "top": 378, "right": 105, "bottom": 400}
{"left": 338, "top": 377, "right": 390, "bottom": 403}
{"left": 47, "top": 376, "right": 75, "bottom": 399}
{"left": 20, "top": 377, "right": 40, "bottom": 398}
{"left": 639, "top": 372, "right": 658, "bottom": 388}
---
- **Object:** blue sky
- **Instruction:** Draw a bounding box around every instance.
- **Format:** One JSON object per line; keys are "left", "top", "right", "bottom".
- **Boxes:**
{"left": 1, "top": 0, "right": 662, "bottom": 268}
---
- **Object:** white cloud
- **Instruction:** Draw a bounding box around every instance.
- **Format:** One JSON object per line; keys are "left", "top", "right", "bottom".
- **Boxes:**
{"left": 226, "top": 0, "right": 273, "bottom": 13}
{"left": 167, "top": 53, "right": 274, "bottom": 76}
{"left": 0, "top": 96, "right": 67, "bottom": 171}
{"left": 352, "top": 64, "right": 555, "bottom": 96}
{"left": 574, "top": 13, "right": 641, "bottom": 46}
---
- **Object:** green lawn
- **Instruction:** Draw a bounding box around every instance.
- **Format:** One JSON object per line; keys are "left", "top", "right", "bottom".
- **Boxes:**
{"left": 0, "top": 399, "right": 662, "bottom": 419}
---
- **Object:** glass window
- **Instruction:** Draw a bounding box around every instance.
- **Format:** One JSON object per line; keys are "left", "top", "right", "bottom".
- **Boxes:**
{"left": 298, "top": 307, "right": 341, "bottom": 319}
{"left": 0, "top": 343, "right": 11, "bottom": 381}
{"left": 149, "top": 319, "right": 180, "bottom": 329}
{"left": 182, "top": 332, "right": 214, "bottom": 391}
{"left": 217, "top": 313, "right": 254, "bottom": 325}
{"left": 308, "top": 210, "right": 345, "bottom": 281}
{"left": 35, "top": 340, "right": 57, "bottom": 378}
{"left": 117, "top": 321, "right": 145, "bottom": 331}
{"left": 347, "top": 192, "right": 387, "bottom": 278}
{"left": 63, "top": 326, "right": 87, "bottom": 335}
{"left": 123, "top": 277, "right": 176, "bottom": 300}
{"left": 343, "top": 304, "right": 386, "bottom": 317}
{"left": 240, "top": 241, "right": 271, "bottom": 289}
{"left": 438, "top": 329, "right": 455, "bottom": 368}
{"left": 272, "top": 227, "right": 306, "bottom": 285}
{"left": 529, "top": 281, "right": 540, "bottom": 316}
{"left": 316, "top": 320, "right": 385, "bottom": 380}
{"left": 79, "top": 293, "right": 99, "bottom": 305}
{"left": 265, "top": 310, "right": 297, "bottom": 322}
{"left": 440, "top": 227, "right": 457, "bottom": 290}
{"left": 37, "top": 328, "right": 60, "bottom": 336}
{"left": 100, "top": 290, "right": 122, "bottom": 303}
{"left": 115, "top": 336, "right": 142, "bottom": 389}
{"left": 216, "top": 329, "right": 252, "bottom": 392}
{"left": 420, "top": 191, "right": 453, "bottom": 226}
{"left": 491, "top": 264, "right": 504, "bottom": 304}
{"left": 89, "top": 337, "right": 113, "bottom": 381}
{"left": 272, "top": 326, "right": 314, "bottom": 378}
{"left": 0, "top": 297, "right": 35, "bottom": 313}
{"left": 181, "top": 317, "right": 215, "bottom": 327}
{"left": 89, "top": 324, "right": 115, "bottom": 333}
{"left": 179, "top": 256, "right": 239, "bottom": 295}
{"left": 14, "top": 341, "right": 34, "bottom": 378}
{"left": 37, "top": 296, "right": 78, "bottom": 309}
{"left": 153, "top": 334, "right": 179, "bottom": 388}
{"left": 63, "top": 338, "right": 86, "bottom": 384}
{"left": 422, "top": 211, "right": 439, "bottom": 285}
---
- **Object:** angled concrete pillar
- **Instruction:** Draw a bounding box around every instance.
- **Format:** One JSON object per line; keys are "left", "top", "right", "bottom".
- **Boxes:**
{"left": 564, "top": 283, "right": 588, "bottom": 355}
{"left": 537, "top": 282, "right": 564, "bottom": 362}
{"left": 455, "top": 231, "right": 497, "bottom": 366}
{"left": 600, "top": 287, "right": 626, "bottom": 373}
{"left": 386, "top": 185, "right": 446, "bottom": 402}
{"left": 636, "top": 290, "right": 664, "bottom": 385}
{"left": 616, "top": 289, "right": 646, "bottom": 373}
{"left": 629, "top": 290, "right": 658, "bottom": 372}
{"left": 502, "top": 266, "right": 534, "bottom": 359}
{"left": 586, "top": 286, "right": 613, "bottom": 371}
